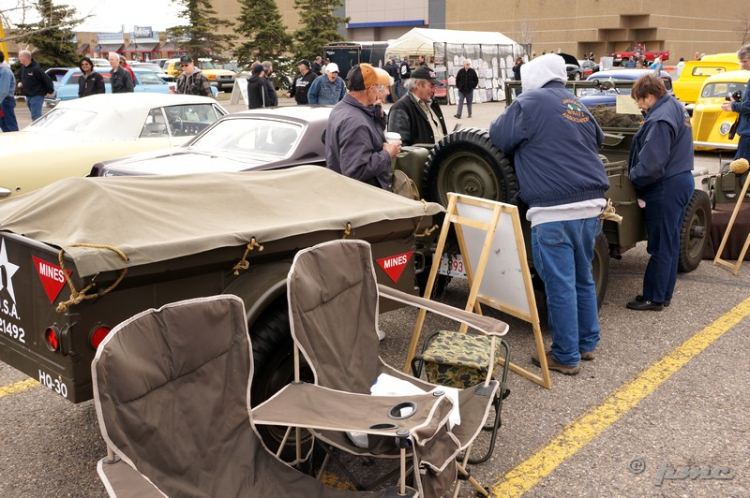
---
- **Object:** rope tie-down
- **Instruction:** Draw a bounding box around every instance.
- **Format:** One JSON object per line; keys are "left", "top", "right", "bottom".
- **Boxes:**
{"left": 56, "top": 244, "right": 130, "bottom": 313}
{"left": 232, "top": 238, "right": 265, "bottom": 275}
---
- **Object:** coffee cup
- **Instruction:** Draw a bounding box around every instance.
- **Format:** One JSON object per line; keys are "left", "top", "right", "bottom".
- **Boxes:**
{"left": 385, "top": 132, "right": 401, "bottom": 145}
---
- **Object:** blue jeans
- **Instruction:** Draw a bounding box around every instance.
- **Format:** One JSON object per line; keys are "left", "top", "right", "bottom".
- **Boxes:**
{"left": 735, "top": 134, "right": 749, "bottom": 161}
{"left": 456, "top": 90, "right": 473, "bottom": 117}
{"left": 640, "top": 171, "right": 694, "bottom": 303}
{"left": 26, "top": 95, "right": 44, "bottom": 121}
{"left": 0, "top": 96, "right": 18, "bottom": 132}
{"left": 532, "top": 217, "right": 602, "bottom": 366}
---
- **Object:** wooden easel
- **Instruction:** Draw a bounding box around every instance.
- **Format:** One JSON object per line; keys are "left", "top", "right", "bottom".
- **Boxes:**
{"left": 713, "top": 172, "right": 750, "bottom": 275}
{"left": 404, "top": 193, "right": 551, "bottom": 389}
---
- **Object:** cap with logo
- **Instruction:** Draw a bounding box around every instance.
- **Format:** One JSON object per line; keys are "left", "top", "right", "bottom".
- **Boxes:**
{"left": 179, "top": 55, "right": 193, "bottom": 64}
{"left": 326, "top": 62, "right": 340, "bottom": 73}
{"left": 410, "top": 66, "right": 438, "bottom": 84}
{"left": 297, "top": 59, "right": 311, "bottom": 69}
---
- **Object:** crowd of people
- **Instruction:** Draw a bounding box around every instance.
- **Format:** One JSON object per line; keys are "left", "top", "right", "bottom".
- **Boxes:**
{"left": 2, "top": 44, "right": 749, "bottom": 381}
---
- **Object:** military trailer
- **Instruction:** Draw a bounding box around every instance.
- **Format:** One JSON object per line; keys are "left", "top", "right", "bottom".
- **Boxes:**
{"left": 0, "top": 167, "right": 441, "bottom": 451}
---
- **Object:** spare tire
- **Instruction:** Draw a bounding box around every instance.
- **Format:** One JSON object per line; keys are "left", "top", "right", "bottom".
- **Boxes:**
{"left": 424, "top": 128, "right": 519, "bottom": 207}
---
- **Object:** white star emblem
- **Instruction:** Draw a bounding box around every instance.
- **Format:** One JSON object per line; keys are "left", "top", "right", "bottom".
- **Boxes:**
{"left": 0, "top": 239, "right": 20, "bottom": 303}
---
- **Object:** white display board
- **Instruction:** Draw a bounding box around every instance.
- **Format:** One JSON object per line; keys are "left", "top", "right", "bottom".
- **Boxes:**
{"left": 456, "top": 201, "right": 530, "bottom": 316}
{"left": 229, "top": 77, "right": 249, "bottom": 108}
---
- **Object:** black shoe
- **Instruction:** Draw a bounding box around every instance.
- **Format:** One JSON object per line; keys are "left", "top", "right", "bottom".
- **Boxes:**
{"left": 635, "top": 294, "right": 670, "bottom": 307}
{"left": 627, "top": 299, "right": 663, "bottom": 311}
{"left": 467, "top": 114, "right": 472, "bottom": 118}
{"left": 453, "top": 114, "right": 461, "bottom": 118}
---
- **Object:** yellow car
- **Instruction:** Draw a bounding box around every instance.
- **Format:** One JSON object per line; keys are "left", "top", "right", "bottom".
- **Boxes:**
{"left": 196, "top": 58, "right": 237, "bottom": 92}
{"left": 673, "top": 53, "right": 739, "bottom": 105}
{"left": 691, "top": 70, "right": 750, "bottom": 150}
{"left": 0, "top": 93, "right": 226, "bottom": 200}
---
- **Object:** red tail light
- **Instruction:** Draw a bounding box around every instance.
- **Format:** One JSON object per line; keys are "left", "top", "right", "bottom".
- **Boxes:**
{"left": 90, "top": 326, "right": 112, "bottom": 349}
{"left": 45, "top": 327, "right": 60, "bottom": 352}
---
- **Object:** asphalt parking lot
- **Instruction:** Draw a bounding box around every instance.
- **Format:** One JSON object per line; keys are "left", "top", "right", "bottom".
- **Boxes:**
{"left": 2, "top": 93, "right": 748, "bottom": 497}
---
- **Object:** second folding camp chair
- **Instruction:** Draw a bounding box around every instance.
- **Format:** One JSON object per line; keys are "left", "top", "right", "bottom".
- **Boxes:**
{"left": 283, "top": 239, "right": 510, "bottom": 497}
{"left": 92, "top": 295, "right": 420, "bottom": 498}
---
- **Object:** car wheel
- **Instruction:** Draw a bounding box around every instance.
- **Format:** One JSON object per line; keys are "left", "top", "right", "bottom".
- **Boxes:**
{"left": 281, "top": 77, "right": 292, "bottom": 91}
{"left": 574, "top": 72, "right": 581, "bottom": 81}
{"left": 678, "top": 190, "right": 711, "bottom": 273}
{"left": 249, "top": 298, "right": 315, "bottom": 461}
{"left": 424, "top": 128, "right": 519, "bottom": 207}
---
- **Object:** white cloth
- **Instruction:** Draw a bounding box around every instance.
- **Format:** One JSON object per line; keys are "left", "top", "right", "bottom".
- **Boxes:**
{"left": 521, "top": 53, "right": 568, "bottom": 92}
{"left": 527, "top": 198, "right": 607, "bottom": 227}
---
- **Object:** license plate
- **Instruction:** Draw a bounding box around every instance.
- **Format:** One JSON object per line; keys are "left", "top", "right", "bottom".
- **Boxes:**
{"left": 438, "top": 253, "right": 466, "bottom": 278}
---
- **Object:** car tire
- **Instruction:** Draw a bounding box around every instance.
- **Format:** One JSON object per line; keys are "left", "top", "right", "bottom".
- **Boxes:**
{"left": 424, "top": 128, "right": 519, "bottom": 207}
{"left": 678, "top": 189, "right": 711, "bottom": 273}
{"left": 574, "top": 72, "right": 581, "bottom": 81}
{"left": 249, "top": 298, "right": 314, "bottom": 461}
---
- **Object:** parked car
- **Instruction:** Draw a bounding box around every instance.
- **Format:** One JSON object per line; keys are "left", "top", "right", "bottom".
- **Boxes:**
{"left": 91, "top": 106, "right": 330, "bottom": 177}
{"left": 560, "top": 53, "right": 583, "bottom": 80}
{"left": 196, "top": 58, "right": 236, "bottom": 92}
{"left": 673, "top": 53, "right": 740, "bottom": 106}
{"left": 0, "top": 93, "right": 226, "bottom": 200}
{"left": 612, "top": 44, "right": 669, "bottom": 65}
{"left": 578, "top": 59, "right": 599, "bottom": 78}
{"left": 691, "top": 70, "right": 750, "bottom": 150}
{"left": 45, "top": 67, "right": 174, "bottom": 106}
{"left": 579, "top": 68, "right": 673, "bottom": 108}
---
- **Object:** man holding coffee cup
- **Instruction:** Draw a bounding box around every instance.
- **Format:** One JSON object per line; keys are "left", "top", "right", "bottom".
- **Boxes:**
{"left": 326, "top": 63, "right": 400, "bottom": 189}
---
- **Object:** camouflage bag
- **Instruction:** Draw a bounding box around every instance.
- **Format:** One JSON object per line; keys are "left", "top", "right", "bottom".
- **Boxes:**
{"left": 422, "top": 330, "right": 501, "bottom": 389}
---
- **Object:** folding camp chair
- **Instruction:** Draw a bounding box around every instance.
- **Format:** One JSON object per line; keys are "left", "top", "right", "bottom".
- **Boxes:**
{"left": 92, "top": 295, "right": 420, "bottom": 497}
{"left": 283, "top": 239, "right": 509, "bottom": 497}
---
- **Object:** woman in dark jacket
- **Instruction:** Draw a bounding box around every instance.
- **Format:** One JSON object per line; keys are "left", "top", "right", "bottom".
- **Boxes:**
{"left": 626, "top": 75, "right": 694, "bottom": 311}
{"left": 78, "top": 57, "right": 105, "bottom": 98}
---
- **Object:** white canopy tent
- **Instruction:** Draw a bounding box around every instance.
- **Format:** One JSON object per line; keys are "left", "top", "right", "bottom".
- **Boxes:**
{"left": 385, "top": 28, "right": 519, "bottom": 56}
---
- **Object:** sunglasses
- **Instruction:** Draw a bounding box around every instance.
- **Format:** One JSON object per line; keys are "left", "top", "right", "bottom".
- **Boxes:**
{"left": 180, "top": 63, "right": 190, "bottom": 67}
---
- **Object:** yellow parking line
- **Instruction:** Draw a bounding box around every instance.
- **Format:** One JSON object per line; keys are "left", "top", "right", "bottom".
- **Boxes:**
{"left": 0, "top": 378, "right": 38, "bottom": 399}
{"left": 493, "top": 295, "right": 750, "bottom": 497}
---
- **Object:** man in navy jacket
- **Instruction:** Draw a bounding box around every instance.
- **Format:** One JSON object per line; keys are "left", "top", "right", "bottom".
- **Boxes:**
{"left": 490, "top": 54, "right": 609, "bottom": 375}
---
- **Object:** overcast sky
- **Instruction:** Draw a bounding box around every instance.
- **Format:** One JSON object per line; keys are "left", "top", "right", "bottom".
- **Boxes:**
{"left": 2, "top": 0, "right": 184, "bottom": 33}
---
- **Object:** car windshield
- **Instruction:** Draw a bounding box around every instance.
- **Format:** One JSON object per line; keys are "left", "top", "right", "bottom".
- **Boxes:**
{"left": 29, "top": 108, "right": 98, "bottom": 132}
{"left": 198, "top": 61, "right": 219, "bottom": 70}
{"left": 691, "top": 66, "right": 727, "bottom": 77}
{"left": 701, "top": 81, "right": 747, "bottom": 99}
{"left": 190, "top": 118, "right": 302, "bottom": 157}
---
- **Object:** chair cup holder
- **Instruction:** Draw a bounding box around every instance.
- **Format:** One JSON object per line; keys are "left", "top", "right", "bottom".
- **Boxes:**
{"left": 370, "top": 423, "right": 399, "bottom": 430}
{"left": 387, "top": 401, "right": 417, "bottom": 420}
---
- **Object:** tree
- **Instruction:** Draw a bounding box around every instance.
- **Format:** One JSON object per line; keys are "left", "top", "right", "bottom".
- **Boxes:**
{"left": 737, "top": 15, "right": 750, "bottom": 45}
{"left": 167, "top": 0, "right": 234, "bottom": 61}
{"left": 14, "top": 0, "right": 80, "bottom": 68}
{"left": 234, "top": 0, "right": 292, "bottom": 67}
{"left": 292, "top": 0, "right": 349, "bottom": 61}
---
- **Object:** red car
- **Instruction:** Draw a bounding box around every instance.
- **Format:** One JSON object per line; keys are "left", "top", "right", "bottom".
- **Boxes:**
{"left": 612, "top": 44, "right": 669, "bottom": 65}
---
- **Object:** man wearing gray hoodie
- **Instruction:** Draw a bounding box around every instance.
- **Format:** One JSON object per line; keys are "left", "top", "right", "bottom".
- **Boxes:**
{"left": 489, "top": 54, "right": 609, "bottom": 376}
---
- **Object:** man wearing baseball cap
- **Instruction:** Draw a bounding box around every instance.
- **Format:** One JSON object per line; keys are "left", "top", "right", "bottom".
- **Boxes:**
{"left": 307, "top": 62, "right": 346, "bottom": 105}
{"left": 173, "top": 55, "right": 212, "bottom": 97}
{"left": 388, "top": 65, "right": 447, "bottom": 146}
{"left": 287, "top": 59, "right": 317, "bottom": 105}
{"left": 325, "top": 63, "right": 401, "bottom": 189}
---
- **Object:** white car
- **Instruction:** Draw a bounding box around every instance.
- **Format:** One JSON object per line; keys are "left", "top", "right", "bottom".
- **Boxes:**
{"left": 0, "top": 93, "right": 226, "bottom": 200}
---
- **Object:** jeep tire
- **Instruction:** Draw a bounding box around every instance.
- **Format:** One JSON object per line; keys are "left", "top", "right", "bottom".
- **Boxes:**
{"left": 678, "top": 189, "right": 711, "bottom": 273}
